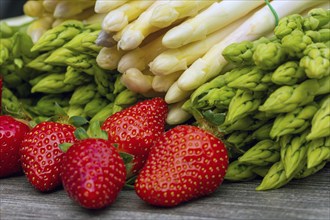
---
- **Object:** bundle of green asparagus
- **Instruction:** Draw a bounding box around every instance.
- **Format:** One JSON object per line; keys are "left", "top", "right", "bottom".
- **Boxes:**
{"left": 183, "top": 8, "right": 330, "bottom": 190}
{"left": 1, "top": 20, "right": 139, "bottom": 124}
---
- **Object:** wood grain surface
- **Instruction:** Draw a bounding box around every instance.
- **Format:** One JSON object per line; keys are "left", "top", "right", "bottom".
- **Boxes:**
{"left": 1, "top": 164, "right": 329, "bottom": 220}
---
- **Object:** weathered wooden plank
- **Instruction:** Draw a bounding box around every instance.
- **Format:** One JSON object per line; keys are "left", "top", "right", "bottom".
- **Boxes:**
{"left": 1, "top": 164, "right": 329, "bottom": 220}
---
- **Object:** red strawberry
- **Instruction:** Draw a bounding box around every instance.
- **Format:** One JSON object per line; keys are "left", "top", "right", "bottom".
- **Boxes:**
{"left": 20, "top": 121, "right": 77, "bottom": 192}
{"left": 135, "top": 125, "right": 229, "bottom": 207}
{"left": 101, "top": 97, "right": 168, "bottom": 177}
{"left": 61, "top": 138, "right": 126, "bottom": 209}
{"left": 0, "top": 115, "right": 30, "bottom": 178}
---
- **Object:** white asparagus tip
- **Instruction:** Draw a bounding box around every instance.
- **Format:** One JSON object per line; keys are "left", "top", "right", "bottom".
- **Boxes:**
{"left": 149, "top": 53, "right": 187, "bottom": 76}
{"left": 102, "top": 11, "right": 128, "bottom": 32}
{"left": 162, "top": 23, "right": 195, "bottom": 48}
{"left": 121, "top": 68, "right": 153, "bottom": 94}
{"left": 118, "top": 29, "right": 144, "bottom": 50}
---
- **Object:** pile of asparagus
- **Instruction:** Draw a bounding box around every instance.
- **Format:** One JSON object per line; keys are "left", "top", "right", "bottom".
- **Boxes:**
{"left": 183, "top": 8, "right": 330, "bottom": 190}
{"left": 1, "top": 20, "right": 139, "bottom": 124}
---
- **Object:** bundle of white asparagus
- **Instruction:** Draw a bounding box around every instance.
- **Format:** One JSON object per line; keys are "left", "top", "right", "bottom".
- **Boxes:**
{"left": 23, "top": 0, "right": 329, "bottom": 124}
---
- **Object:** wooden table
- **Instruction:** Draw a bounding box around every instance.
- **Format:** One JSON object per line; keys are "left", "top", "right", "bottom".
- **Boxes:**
{"left": 1, "top": 164, "right": 329, "bottom": 220}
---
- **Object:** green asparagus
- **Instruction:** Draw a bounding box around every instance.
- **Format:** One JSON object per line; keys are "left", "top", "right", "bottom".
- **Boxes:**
{"left": 270, "top": 103, "right": 318, "bottom": 139}
{"left": 31, "top": 20, "right": 84, "bottom": 52}
{"left": 31, "top": 73, "right": 75, "bottom": 94}
{"left": 307, "top": 95, "right": 330, "bottom": 140}
{"left": 224, "top": 160, "right": 257, "bottom": 182}
{"left": 271, "top": 61, "right": 306, "bottom": 85}
{"left": 253, "top": 41, "right": 286, "bottom": 70}
{"left": 306, "top": 136, "right": 330, "bottom": 169}
{"left": 239, "top": 140, "right": 280, "bottom": 166}
{"left": 300, "top": 43, "right": 330, "bottom": 79}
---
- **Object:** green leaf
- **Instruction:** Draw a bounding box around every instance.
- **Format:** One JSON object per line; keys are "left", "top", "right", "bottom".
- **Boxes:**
{"left": 69, "top": 116, "right": 89, "bottom": 127}
{"left": 59, "top": 143, "right": 73, "bottom": 153}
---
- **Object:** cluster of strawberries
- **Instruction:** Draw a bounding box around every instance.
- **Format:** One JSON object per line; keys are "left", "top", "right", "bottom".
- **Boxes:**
{"left": 1, "top": 78, "right": 229, "bottom": 209}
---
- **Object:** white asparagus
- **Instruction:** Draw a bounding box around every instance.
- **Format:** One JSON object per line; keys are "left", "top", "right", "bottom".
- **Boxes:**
{"left": 94, "top": 0, "right": 129, "bottom": 14}
{"left": 166, "top": 100, "right": 192, "bottom": 125}
{"left": 43, "top": 0, "right": 58, "bottom": 13}
{"left": 102, "top": 0, "right": 154, "bottom": 32}
{"left": 23, "top": 0, "right": 45, "bottom": 17}
{"left": 165, "top": 81, "right": 193, "bottom": 104}
{"left": 149, "top": 14, "right": 246, "bottom": 76}
{"left": 53, "top": 0, "right": 95, "bottom": 19}
{"left": 150, "top": 0, "right": 215, "bottom": 28}
{"left": 152, "top": 71, "right": 182, "bottom": 93}
{"left": 96, "top": 47, "right": 126, "bottom": 70}
{"left": 84, "top": 13, "right": 107, "bottom": 24}
{"left": 120, "top": 68, "right": 154, "bottom": 94}
{"left": 117, "top": 1, "right": 164, "bottom": 50}
{"left": 117, "top": 34, "right": 166, "bottom": 73}
{"left": 176, "top": 0, "right": 324, "bottom": 93}
{"left": 162, "top": 0, "right": 265, "bottom": 48}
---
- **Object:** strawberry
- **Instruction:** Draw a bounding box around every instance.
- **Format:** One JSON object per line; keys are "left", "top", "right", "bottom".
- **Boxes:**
{"left": 20, "top": 121, "right": 77, "bottom": 192}
{"left": 135, "top": 125, "right": 229, "bottom": 207}
{"left": 101, "top": 97, "right": 168, "bottom": 177}
{"left": 61, "top": 136, "right": 126, "bottom": 209}
{"left": 0, "top": 115, "right": 30, "bottom": 178}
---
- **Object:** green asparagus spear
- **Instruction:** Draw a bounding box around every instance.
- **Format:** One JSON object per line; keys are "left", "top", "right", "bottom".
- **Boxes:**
{"left": 64, "top": 30, "right": 102, "bottom": 56}
{"left": 271, "top": 61, "right": 306, "bottom": 85}
{"left": 27, "top": 51, "right": 64, "bottom": 72}
{"left": 31, "top": 73, "right": 75, "bottom": 93}
{"left": 196, "top": 86, "right": 236, "bottom": 110}
{"left": 2, "top": 87, "right": 21, "bottom": 114}
{"left": 294, "top": 161, "right": 327, "bottom": 179}
{"left": 306, "top": 29, "right": 330, "bottom": 43}
{"left": 93, "top": 66, "right": 112, "bottom": 96}
{"left": 280, "top": 130, "right": 309, "bottom": 178}
{"left": 281, "top": 29, "right": 313, "bottom": 59}
{"left": 300, "top": 43, "right": 330, "bottom": 79}
{"left": 89, "top": 103, "right": 123, "bottom": 124}
{"left": 251, "top": 121, "right": 273, "bottom": 140}
{"left": 114, "top": 89, "right": 139, "bottom": 107}
{"left": 223, "top": 89, "right": 264, "bottom": 125}
{"left": 32, "top": 94, "right": 69, "bottom": 116}
{"left": 31, "top": 20, "right": 84, "bottom": 52}
{"left": 45, "top": 48, "right": 95, "bottom": 70}
{"left": 307, "top": 95, "right": 330, "bottom": 140}
{"left": 227, "top": 68, "right": 272, "bottom": 92}
{"left": 69, "top": 83, "right": 97, "bottom": 105}
{"left": 113, "top": 75, "right": 126, "bottom": 95}
{"left": 84, "top": 97, "right": 109, "bottom": 118}
{"left": 219, "top": 115, "right": 266, "bottom": 133}
{"left": 225, "top": 131, "right": 254, "bottom": 156}
{"left": 306, "top": 136, "right": 330, "bottom": 169}
{"left": 270, "top": 103, "right": 318, "bottom": 139}
{"left": 190, "top": 74, "right": 227, "bottom": 105}
{"left": 252, "top": 166, "right": 271, "bottom": 178}
{"left": 303, "top": 8, "right": 330, "bottom": 31}
{"left": 259, "top": 79, "right": 319, "bottom": 113}
{"left": 224, "top": 160, "right": 257, "bottom": 182}
{"left": 222, "top": 37, "right": 271, "bottom": 66}
{"left": 239, "top": 140, "right": 280, "bottom": 166}
{"left": 274, "top": 14, "right": 304, "bottom": 39}
{"left": 256, "top": 161, "right": 292, "bottom": 190}
{"left": 63, "top": 66, "right": 93, "bottom": 86}
{"left": 66, "top": 104, "right": 86, "bottom": 118}
{"left": 252, "top": 41, "right": 286, "bottom": 70}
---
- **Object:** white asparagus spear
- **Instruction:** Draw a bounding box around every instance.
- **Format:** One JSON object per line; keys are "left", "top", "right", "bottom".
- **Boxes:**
{"left": 152, "top": 71, "right": 182, "bottom": 93}
{"left": 94, "top": 0, "right": 129, "bottom": 14}
{"left": 162, "top": 0, "right": 265, "bottom": 48}
{"left": 102, "top": 0, "right": 154, "bottom": 32}
{"left": 120, "top": 68, "right": 154, "bottom": 94}
{"left": 96, "top": 47, "right": 126, "bottom": 70}
{"left": 166, "top": 100, "right": 192, "bottom": 125}
{"left": 165, "top": 81, "right": 193, "bottom": 104}
{"left": 117, "top": 34, "right": 166, "bottom": 73}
